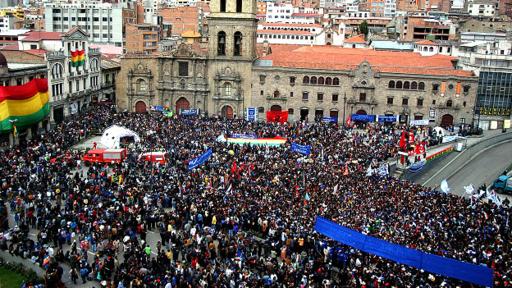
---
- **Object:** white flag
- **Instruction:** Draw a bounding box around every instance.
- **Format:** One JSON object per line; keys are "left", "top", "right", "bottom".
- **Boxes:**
{"left": 464, "top": 184, "right": 475, "bottom": 196}
{"left": 440, "top": 180, "right": 450, "bottom": 194}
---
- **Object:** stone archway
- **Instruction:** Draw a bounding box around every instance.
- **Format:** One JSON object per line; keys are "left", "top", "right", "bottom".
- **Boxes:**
{"left": 176, "top": 97, "right": 190, "bottom": 115}
{"left": 441, "top": 114, "right": 454, "bottom": 128}
{"left": 270, "top": 105, "right": 282, "bottom": 111}
{"left": 135, "top": 101, "right": 147, "bottom": 113}
{"left": 221, "top": 105, "right": 234, "bottom": 119}
{"left": 356, "top": 109, "right": 367, "bottom": 115}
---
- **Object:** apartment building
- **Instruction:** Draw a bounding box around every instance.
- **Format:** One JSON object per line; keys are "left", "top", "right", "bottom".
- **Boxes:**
{"left": 125, "top": 23, "right": 160, "bottom": 54}
{"left": 44, "top": 1, "right": 124, "bottom": 46}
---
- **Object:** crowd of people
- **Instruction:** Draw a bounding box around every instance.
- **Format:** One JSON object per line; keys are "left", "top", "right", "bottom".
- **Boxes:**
{"left": 0, "top": 104, "right": 510, "bottom": 288}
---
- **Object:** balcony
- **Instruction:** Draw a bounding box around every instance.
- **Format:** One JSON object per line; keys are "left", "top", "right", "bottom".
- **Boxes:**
{"left": 46, "top": 51, "right": 65, "bottom": 60}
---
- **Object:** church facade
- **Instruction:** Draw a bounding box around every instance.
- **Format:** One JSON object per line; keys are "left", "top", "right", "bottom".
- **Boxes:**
{"left": 116, "top": 0, "right": 479, "bottom": 127}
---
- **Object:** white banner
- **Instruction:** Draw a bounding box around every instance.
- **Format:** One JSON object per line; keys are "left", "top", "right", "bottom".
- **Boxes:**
{"left": 410, "top": 119, "right": 429, "bottom": 126}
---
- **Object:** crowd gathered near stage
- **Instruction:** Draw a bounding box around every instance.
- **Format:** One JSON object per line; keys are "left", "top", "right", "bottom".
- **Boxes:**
{"left": 0, "top": 104, "right": 510, "bottom": 288}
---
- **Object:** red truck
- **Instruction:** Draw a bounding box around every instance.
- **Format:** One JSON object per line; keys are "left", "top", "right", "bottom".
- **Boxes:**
{"left": 139, "top": 152, "right": 168, "bottom": 164}
{"left": 82, "top": 149, "right": 127, "bottom": 164}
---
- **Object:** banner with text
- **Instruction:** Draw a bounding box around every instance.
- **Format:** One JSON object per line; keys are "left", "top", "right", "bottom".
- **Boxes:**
{"left": 188, "top": 148, "right": 213, "bottom": 170}
{"left": 291, "top": 143, "right": 312, "bottom": 155}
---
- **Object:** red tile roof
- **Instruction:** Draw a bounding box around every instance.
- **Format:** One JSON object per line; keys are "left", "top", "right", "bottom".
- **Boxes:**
{"left": 415, "top": 40, "right": 437, "bottom": 45}
{"left": 25, "top": 49, "right": 47, "bottom": 56}
{"left": 257, "top": 29, "right": 313, "bottom": 36}
{"left": 345, "top": 34, "right": 366, "bottom": 44}
{"left": 258, "top": 45, "right": 475, "bottom": 77}
{"left": 0, "top": 44, "right": 19, "bottom": 50}
{"left": 21, "top": 31, "right": 62, "bottom": 41}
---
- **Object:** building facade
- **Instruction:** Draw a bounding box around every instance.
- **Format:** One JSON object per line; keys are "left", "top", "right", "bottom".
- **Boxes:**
{"left": 44, "top": 1, "right": 124, "bottom": 46}
{"left": 116, "top": 0, "right": 478, "bottom": 128}
{"left": 45, "top": 27, "right": 102, "bottom": 123}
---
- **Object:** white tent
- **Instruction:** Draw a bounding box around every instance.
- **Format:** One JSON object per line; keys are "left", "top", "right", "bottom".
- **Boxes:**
{"left": 101, "top": 125, "right": 140, "bottom": 149}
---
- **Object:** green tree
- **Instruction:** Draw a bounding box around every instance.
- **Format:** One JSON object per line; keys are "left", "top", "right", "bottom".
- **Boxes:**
{"left": 359, "top": 20, "right": 369, "bottom": 38}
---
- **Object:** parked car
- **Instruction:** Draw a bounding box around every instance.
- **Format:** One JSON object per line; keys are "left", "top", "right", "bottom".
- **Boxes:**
{"left": 492, "top": 175, "right": 512, "bottom": 194}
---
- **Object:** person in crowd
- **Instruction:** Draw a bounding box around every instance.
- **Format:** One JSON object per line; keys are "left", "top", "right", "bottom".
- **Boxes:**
{"left": 0, "top": 104, "right": 509, "bottom": 287}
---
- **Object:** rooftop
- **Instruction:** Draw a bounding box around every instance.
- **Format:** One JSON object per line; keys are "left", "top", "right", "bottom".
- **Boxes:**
{"left": 415, "top": 40, "right": 437, "bottom": 45}
{"left": 21, "top": 31, "right": 62, "bottom": 42}
{"left": 0, "top": 29, "right": 30, "bottom": 36}
{"left": 257, "top": 29, "right": 313, "bottom": 36}
{"left": 258, "top": 45, "right": 475, "bottom": 77}
{"left": 345, "top": 35, "right": 366, "bottom": 44}
{"left": 259, "top": 22, "right": 322, "bottom": 28}
{"left": 7, "top": 62, "right": 46, "bottom": 70}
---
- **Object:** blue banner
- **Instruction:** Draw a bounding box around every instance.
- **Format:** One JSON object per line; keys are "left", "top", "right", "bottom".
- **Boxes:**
{"left": 188, "top": 148, "right": 213, "bottom": 170}
{"left": 322, "top": 117, "right": 337, "bottom": 123}
{"left": 151, "top": 105, "right": 164, "bottom": 112}
{"left": 314, "top": 217, "right": 493, "bottom": 287}
{"left": 246, "top": 107, "right": 257, "bottom": 122}
{"left": 291, "top": 143, "right": 311, "bottom": 156}
{"left": 230, "top": 133, "right": 257, "bottom": 139}
{"left": 351, "top": 114, "right": 376, "bottom": 122}
{"left": 378, "top": 115, "right": 397, "bottom": 123}
{"left": 181, "top": 108, "right": 199, "bottom": 116}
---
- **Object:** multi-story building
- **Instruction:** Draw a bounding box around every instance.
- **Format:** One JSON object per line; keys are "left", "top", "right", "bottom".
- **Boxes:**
{"left": 384, "top": 0, "right": 397, "bottom": 17}
{"left": 0, "top": 16, "right": 15, "bottom": 33}
{"left": 266, "top": 2, "right": 295, "bottom": 23}
{"left": 401, "top": 15, "right": 456, "bottom": 41}
{"left": 0, "top": 29, "right": 29, "bottom": 48}
{"left": 256, "top": 22, "right": 345, "bottom": 46}
{"left": 116, "top": 0, "right": 478, "bottom": 128}
{"left": 368, "top": 0, "right": 386, "bottom": 16}
{"left": 125, "top": 23, "right": 160, "bottom": 54}
{"left": 44, "top": 1, "right": 124, "bottom": 46}
{"left": 467, "top": 0, "right": 498, "bottom": 17}
{"left": 456, "top": 38, "right": 512, "bottom": 129}
{"left": 498, "top": 0, "right": 512, "bottom": 17}
{"left": 159, "top": 6, "right": 202, "bottom": 36}
{"left": 0, "top": 0, "right": 17, "bottom": 8}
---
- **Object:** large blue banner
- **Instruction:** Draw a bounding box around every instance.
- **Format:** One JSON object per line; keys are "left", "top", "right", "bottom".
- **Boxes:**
{"left": 378, "top": 115, "right": 397, "bottom": 123}
{"left": 322, "top": 116, "right": 337, "bottom": 123}
{"left": 188, "top": 148, "right": 213, "bottom": 170}
{"left": 351, "top": 114, "right": 376, "bottom": 122}
{"left": 291, "top": 143, "right": 311, "bottom": 155}
{"left": 314, "top": 217, "right": 493, "bottom": 287}
{"left": 230, "top": 133, "right": 257, "bottom": 139}
{"left": 181, "top": 108, "right": 199, "bottom": 116}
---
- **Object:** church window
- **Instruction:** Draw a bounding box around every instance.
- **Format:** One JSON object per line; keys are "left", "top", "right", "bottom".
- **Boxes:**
{"left": 224, "top": 82, "right": 232, "bottom": 96}
{"left": 218, "top": 31, "right": 226, "bottom": 56}
{"left": 220, "top": 0, "right": 226, "bottom": 12}
{"left": 236, "top": 0, "right": 242, "bottom": 13}
{"left": 234, "top": 32, "right": 242, "bottom": 56}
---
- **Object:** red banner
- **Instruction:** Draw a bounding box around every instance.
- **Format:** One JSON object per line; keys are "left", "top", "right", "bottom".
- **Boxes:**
{"left": 266, "top": 111, "right": 288, "bottom": 123}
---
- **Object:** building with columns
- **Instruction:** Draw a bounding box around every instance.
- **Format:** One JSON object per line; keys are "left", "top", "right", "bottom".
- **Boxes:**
{"left": 116, "top": 0, "right": 479, "bottom": 128}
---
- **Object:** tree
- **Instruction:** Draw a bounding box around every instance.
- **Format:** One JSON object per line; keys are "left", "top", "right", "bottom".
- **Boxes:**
{"left": 359, "top": 20, "right": 369, "bottom": 38}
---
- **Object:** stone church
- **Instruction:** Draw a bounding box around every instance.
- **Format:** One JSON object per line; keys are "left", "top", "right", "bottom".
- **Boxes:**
{"left": 116, "top": 0, "right": 479, "bottom": 127}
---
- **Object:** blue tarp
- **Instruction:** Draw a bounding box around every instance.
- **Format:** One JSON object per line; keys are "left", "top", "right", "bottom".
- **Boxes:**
{"left": 291, "top": 143, "right": 311, "bottom": 155}
{"left": 314, "top": 217, "right": 493, "bottom": 287}
{"left": 188, "top": 148, "right": 212, "bottom": 170}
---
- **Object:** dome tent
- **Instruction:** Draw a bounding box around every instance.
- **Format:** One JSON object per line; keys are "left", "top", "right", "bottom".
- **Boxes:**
{"left": 100, "top": 125, "right": 140, "bottom": 149}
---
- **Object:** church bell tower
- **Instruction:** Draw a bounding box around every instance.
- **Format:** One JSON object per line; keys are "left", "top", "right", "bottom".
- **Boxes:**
{"left": 206, "top": 0, "right": 257, "bottom": 118}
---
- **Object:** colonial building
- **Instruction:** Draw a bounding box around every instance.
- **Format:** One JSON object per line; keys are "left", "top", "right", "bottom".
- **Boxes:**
{"left": 116, "top": 0, "right": 478, "bottom": 127}
{"left": 45, "top": 27, "right": 102, "bottom": 123}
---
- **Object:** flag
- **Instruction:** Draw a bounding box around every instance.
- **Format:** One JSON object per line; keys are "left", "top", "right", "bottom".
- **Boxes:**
{"left": 0, "top": 79, "right": 50, "bottom": 133}
{"left": 346, "top": 116, "right": 352, "bottom": 127}
{"left": 399, "top": 130, "right": 406, "bottom": 150}
{"left": 304, "top": 192, "right": 310, "bottom": 201}
{"left": 333, "top": 184, "right": 339, "bottom": 195}
{"left": 231, "top": 161, "right": 237, "bottom": 174}
{"left": 464, "top": 184, "right": 474, "bottom": 196}
{"left": 440, "top": 179, "right": 450, "bottom": 194}
{"left": 70, "top": 50, "right": 85, "bottom": 67}
{"left": 408, "top": 131, "right": 415, "bottom": 144}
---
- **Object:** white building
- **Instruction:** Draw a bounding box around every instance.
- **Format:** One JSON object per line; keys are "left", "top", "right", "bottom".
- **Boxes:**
{"left": 384, "top": 0, "right": 396, "bottom": 18}
{"left": 467, "top": 0, "right": 498, "bottom": 17}
{"left": 266, "top": 2, "right": 294, "bottom": 23}
{"left": 44, "top": 1, "right": 123, "bottom": 46}
{"left": 257, "top": 22, "right": 345, "bottom": 46}
{"left": 0, "top": 16, "right": 14, "bottom": 33}
{"left": 413, "top": 39, "right": 454, "bottom": 56}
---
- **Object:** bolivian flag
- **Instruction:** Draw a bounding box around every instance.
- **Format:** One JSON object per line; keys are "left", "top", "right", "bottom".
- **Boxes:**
{"left": 0, "top": 78, "right": 50, "bottom": 133}
{"left": 71, "top": 50, "right": 85, "bottom": 67}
